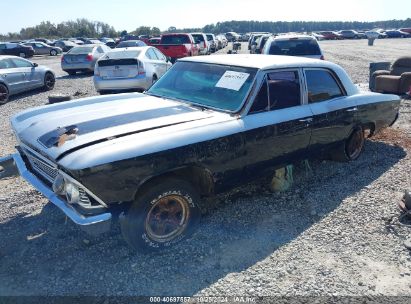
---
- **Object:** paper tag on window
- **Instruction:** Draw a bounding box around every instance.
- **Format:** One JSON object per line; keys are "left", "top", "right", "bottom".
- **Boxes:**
{"left": 215, "top": 71, "right": 250, "bottom": 91}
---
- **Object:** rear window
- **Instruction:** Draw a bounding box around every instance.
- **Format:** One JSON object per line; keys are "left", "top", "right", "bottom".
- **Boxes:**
{"left": 105, "top": 50, "right": 141, "bottom": 59}
{"left": 68, "top": 46, "right": 94, "bottom": 54}
{"left": 117, "top": 41, "right": 146, "bottom": 48}
{"left": 268, "top": 39, "right": 321, "bottom": 56}
{"left": 161, "top": 35, "right": 190, "bottom": 44}
{"left": 191, "top": 34, "right": 205, "bottom": 42}
{"left": 206, "top": 34, "right": 214, "bottom": 40}
{"left": 98, "top": 58, "right": 138, "bottom": 67}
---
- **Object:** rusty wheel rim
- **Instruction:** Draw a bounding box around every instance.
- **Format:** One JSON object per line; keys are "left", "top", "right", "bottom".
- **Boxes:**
{"left": 145, "top": 194, "right": 190, "bottom": 243}
{"left": 347, "top": 130, "right": 364, "bottom": 159}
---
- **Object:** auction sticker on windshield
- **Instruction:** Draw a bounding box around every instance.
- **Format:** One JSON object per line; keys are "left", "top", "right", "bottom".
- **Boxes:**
{"left": 215, "top": 71, "right": 250, "bottom": 91}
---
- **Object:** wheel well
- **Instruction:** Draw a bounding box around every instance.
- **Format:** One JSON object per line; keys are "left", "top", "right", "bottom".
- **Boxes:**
{"left": 361, "top": 122, "right": 376, "bottom": 138}
{"left": 135, "top": 165, "right": 214, "bottom": 199}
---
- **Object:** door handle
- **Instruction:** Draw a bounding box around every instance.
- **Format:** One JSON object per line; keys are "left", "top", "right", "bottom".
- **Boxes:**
{"left": 346, "top": 107, "right": 358, "bottom": 112}
{"left": 299, "top": 118, "right": 313, "bottom": 123}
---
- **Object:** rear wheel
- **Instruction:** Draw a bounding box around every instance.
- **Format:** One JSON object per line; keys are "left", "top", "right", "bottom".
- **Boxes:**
{"left": 0, "top": 84, "right": 9, "bottom": 104}
{"left": 332, "top": 126, "right": 365, "bottom": 162}
{"left": 120, "top": 178, "right": 201, "bottom": 252}
{"left": 152, "top": 74, "right": 158, "bottom": 85}
{"left": 43, "top": 72, "right": 55, "bottom": 91}
{"left": 50, "top": 49, "right": 57, "bottom": 56}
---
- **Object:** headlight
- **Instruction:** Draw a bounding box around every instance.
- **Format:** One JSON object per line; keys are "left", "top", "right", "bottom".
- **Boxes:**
{"left": 65, "top": 182, "right": 80, "bottom": 205}
{"left": 52, "top": 173, "right": 65, "bottom": 195}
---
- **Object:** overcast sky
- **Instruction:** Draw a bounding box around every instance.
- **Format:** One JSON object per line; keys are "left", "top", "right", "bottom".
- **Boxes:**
{"left": 1, "top": 0, "right": 410, "bottom": 34}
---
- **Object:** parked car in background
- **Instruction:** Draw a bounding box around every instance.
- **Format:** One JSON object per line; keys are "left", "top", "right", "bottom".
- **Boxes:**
{"left": 1, "top": 54, "right": 400, "bottom": 252}
{"left": 262, "top": 35, "right": 324, "bottom": 60}
{"left": 0, "top": 55, "right": 55, "bottom": 103}
{"left": 84, "top": 39, "right": 103, "bottom": 45}
{"left": 205, "top": 33, "right": 217, "bottom": 53}
{"left": 365, "top": 30, "right": 387, "bottom": 39}
{"left": 156, "top": 33, "right": 199, "bottom": 63}
{"left": 399, "top": 28, "right": 411, "bottom": 34}
{"left": 338, "top": 30, "right": 362, "bottom": 39}
{"left": 61, "top": 44, "right": 111, "bottom": 75}
{"left": 54, "top": 40, "right": 77, "bottom": 52}
{"left": 116, "top": 40, "right": 147, "bottom": 48}
{"left": 225, "top": 32, "right": 240, "bottom": 42}
{"left": 147, "top": 37, "right": 161, "bottom": 45}
{"left": 319, "top": 31, "right": 343, "bottom": 40}
{"left": 311, "top": 32, "right": 325, "bottom": 41}
{"left": 190, "top": 33, "right": 210, "bottom": 55}
{"left": 23, "top": 42, "right": 62, "bottom": 56}
{"left": 384, "top": 30, "right": 411, "bottom": 38}
{"left": 249, "top": 34, "right": 265, "bottom": 52}
{"left": 94, "top": 46, "right": 171, "bottom": 94}
{"left": 0, "top": 43, "right": 34, "bottom": 58}
{"left": 253, "top": 34, "right": 271, "bottom": 54}
{"left": 28, "top": 38, "right": 54, "bottom": 45}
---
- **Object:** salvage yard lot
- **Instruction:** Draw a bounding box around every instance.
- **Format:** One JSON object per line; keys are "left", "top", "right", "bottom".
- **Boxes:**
{"left": 0, "top": 39, "right": 411, "bottom": 297}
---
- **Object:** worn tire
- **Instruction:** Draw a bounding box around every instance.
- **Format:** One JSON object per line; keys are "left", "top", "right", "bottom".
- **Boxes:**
{"left": 332, "top": 126, "right": 365, "bottom": 162}
{"left": 48, "top": 94, "right": 72, "bottom": 104}
{"left": 43, "top": 72, "right": 55, "bottom": 91}
{"left": 120, "top": 178, "right": 201, "bottom": 252}
{"left": 0, "top": 83, "right": 9, "bottom": 104}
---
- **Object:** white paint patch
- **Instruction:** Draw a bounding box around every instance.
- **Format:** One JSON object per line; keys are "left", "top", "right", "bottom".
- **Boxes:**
{"left": 215, "top": 71, "right": 250, "bottom": 91}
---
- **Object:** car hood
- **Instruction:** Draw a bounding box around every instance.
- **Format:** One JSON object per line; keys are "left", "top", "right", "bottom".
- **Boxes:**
{"left": 12, "top": 93, "right": 232, "bottom": 162}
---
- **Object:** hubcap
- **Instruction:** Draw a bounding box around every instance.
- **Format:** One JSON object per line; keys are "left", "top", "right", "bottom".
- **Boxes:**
{"left": 145, "top": 194, "right": 190, "bottom": 243}
{"left": 46, "top": 75, "right": 54, "bottom": 88}
{"left": 347, "top": 130, "right": 363, "bottom": 159}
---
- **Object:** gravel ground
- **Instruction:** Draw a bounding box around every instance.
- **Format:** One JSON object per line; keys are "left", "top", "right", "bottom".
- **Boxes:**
{"left": 0, "top": 39, "right": 411, "bottom": 300}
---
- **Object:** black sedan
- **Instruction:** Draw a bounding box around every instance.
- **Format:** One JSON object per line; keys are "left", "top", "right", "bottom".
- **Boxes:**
{"left": 0, "top": 43, "right": 34, "bottom": 58}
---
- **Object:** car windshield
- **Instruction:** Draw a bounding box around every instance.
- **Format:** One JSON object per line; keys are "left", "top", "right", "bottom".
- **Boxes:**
{"left": 269, "top": 39, "right": 321, "bottom": 56}
{"left": 68, "top": 46, "right": 94, "bottom": 54}
{"left": 147, "top": 61, "right": 257, "bottom": 112}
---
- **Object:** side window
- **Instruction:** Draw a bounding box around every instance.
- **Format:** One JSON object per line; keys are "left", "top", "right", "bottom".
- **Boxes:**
{"left": 268, "top": 71, "right": 301, "bottom": 110}
{"left": 36, "top": 43, "right": 44, "bottom": 48}
{"left": 249, "top": 79, "right": 268, "bottom": 114}
{"left": 0, "top": 44, "right": 6, "bottom": 50}
{"left": 153, "top": 48, "right": 166, "bottom": 61}
{"left": 96, "top": 47, "right": 103, "bottom": 53}
{"left": 146, "top": 48, "right": 158, "bottom": 60}
{"left": 10, "top": 58, "right": 32, "bottom": 68}
{"left": 305, "top": 69, "right": 344, "bottom": 103}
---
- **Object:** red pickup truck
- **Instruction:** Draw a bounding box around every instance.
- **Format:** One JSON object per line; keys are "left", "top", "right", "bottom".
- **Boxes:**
{"left": 156, "top": 33, "right": 199, "bottom": 63}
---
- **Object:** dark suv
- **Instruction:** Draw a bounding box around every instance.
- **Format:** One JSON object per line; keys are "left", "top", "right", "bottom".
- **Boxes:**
{"left": 0, "top": 43, "right": 34, "bottom": 58}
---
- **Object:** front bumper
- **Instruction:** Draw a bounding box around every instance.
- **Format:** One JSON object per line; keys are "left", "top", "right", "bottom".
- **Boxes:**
{"left": 0, "top": 153, "right": 112, "bottom": 230}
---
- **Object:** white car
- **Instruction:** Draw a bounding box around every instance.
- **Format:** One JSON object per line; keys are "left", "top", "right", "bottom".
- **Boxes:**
{"left": 190, "top": 33, "right": 210, "bottom": 55}
{"left": 262, "top": 35, "right": 324, "bottom": 60}
{"left": 93, "top": 46, "right": 172, "bottom": 94}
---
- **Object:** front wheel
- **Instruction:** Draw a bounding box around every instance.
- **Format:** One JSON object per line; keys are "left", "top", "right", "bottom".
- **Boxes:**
{"left": 332, "top": 126, "right": 365, "bottom": 162}
{"left": 120, "top": 178, "right": 201, "bottom": 252}
{"left": 43, "top": 72, "right": 55, "bottom": 91}
{"left": 0, "top": 83, "right": 9, "bottom": 104}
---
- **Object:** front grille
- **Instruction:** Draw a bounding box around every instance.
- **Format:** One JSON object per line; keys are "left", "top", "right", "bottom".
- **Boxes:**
{"left": 22, "top": 149, "right": 58, "bottom": 183}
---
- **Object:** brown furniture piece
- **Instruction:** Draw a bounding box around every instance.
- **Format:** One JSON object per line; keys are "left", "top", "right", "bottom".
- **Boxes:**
{"left": 373, "top": 56, "right": 411, "bottom": 94}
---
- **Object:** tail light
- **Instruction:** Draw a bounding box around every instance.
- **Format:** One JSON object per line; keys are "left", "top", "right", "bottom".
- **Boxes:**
{"left": 86, "top": 54, "right": 93, "bottom": 61}
{"left": 137, "top": 61, "right": 145, "bottom": 75}
{"left": 320, "top": 55, "right": 325, "bottom": 60}
{"left": 203, "top": 41, "right": 206, "bottom": 49}
{"left": 61, "top": 55, "right": 64, "bottom": 62}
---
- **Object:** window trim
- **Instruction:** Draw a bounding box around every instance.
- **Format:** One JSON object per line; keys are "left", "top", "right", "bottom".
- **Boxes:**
{"left": 245, "top": 68, "right": 305, "bottom": 115}
{"left": 302, "top": 67, "right": 347, "bottom": 104}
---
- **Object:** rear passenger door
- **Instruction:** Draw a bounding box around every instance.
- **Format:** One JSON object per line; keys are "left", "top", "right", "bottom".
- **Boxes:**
{"left": 0, "top": 58, "right": 23, "bottom": 93}
{"left": 242, "top": 69, "right": 313, "bottom": 178}
{"left": 304, "top": 68, "right": 355, "bottom": 154}
{"left": 10, "top": 58, "right": 42, "bottom": 89}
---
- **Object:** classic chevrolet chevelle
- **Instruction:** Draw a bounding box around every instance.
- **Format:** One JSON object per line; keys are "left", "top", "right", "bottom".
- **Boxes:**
{"left": 0, "top": 55, "right": 400, "bottom": 251}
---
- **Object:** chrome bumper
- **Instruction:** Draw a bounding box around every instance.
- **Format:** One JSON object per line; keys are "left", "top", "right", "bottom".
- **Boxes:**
{"left": 0, "top": 153, "right": 112, "bottom": 228}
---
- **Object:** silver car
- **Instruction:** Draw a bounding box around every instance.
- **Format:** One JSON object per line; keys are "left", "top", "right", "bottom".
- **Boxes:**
{"left": 93, "top": 46, "right": 171, "bottom": 94}
{"left": 23, "top": 42, "right": 62, "bottom": 56}
{"left": 61, "top": 44, "right": 111, "bottom": 75}
{"left": 0, "top": 55, "right": 55, "bottom": 103}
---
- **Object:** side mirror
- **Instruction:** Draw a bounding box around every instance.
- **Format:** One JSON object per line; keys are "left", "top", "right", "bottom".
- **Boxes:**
{"left": 166, "top": 56, "right": 171, "bottom": 62}
{"left": 32, "top": 63, "right": 38, "bottom": 68}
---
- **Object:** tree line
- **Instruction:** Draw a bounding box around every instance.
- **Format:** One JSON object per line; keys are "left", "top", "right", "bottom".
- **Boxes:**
{"left": 1, "top": 18, "right": 411, "bottom": 41}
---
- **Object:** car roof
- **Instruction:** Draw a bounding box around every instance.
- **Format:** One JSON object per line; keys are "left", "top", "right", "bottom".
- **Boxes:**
{"left": 273, "top": 34, "right": 316, "bottom": 41}
{"left": 0, "top": 55, "right": 27, "bottom": 60}
{"left": 181, "top": 54, "right": 331, "bottom": 70}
